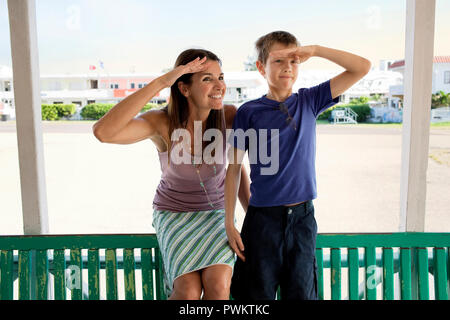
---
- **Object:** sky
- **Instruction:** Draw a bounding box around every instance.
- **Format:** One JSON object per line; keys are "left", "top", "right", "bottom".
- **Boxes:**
{"left": 0, "top": 0, "right": 449, "bottom": 74}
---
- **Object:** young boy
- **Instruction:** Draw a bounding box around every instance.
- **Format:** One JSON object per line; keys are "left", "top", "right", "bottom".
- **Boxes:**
{"left": 225, "top": 31, "right": 371, "bottom": 300}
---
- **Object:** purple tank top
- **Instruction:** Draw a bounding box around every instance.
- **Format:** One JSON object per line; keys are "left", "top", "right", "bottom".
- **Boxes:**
{"left": 152, "top": 120, "right": 229, "bottom": 212}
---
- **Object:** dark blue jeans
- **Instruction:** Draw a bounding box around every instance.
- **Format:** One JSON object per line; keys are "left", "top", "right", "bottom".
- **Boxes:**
{"left": 231, "top": 200, "right": 318, "bottom": 300}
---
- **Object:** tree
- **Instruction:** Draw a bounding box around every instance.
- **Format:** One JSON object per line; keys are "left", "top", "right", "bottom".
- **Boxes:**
{"left": 350, "top": 96, "right": 370, "bottom": 104}
{"left": 431, "top": 91, "right": 450, "bottom": 109}
{"left": 370, "top": 94, "right": 382, "bottom": 101}
{"left": 244, "top": 54, "right": 257, "bottom": 71}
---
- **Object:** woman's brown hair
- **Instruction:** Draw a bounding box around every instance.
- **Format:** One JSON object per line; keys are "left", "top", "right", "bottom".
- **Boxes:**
{"left": 162, "top": 49, "right": 225, "bottom": 161}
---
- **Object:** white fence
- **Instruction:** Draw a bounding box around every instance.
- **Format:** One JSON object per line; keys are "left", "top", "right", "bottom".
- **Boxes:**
{"left": 331, "top": 108, "right": 358, "bottom": 124}
{"left": 431, "top": 107, "right": 450, "bottom": 123}
{"left": 369, "top": 107, "right": 402, "bottom": 123}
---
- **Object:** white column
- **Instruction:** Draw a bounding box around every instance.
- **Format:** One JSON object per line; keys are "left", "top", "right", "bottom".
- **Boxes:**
{"left": 399, "top": 0, "right": 436, "bottom": 232}
{"left": 8, "top": 0, "right": 49, "bottom": 235}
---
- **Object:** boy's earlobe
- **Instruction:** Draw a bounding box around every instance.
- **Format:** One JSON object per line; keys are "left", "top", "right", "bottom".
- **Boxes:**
{"left": 256, "top": 60, "right": 266, "bottom": 77}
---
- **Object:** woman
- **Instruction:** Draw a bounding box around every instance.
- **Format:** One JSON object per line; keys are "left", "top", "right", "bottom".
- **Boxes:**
{"left": 93, "top": 49, "right": 250, "bottom": 300}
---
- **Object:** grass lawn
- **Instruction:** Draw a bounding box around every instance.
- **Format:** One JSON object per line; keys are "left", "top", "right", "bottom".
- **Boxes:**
{"left": 316, "top": 120, "right": 450, "bottom": 129}
{"left": 4, "top": 119, "right": 450, "bottom": 129}
{"left": 430, "top": 121, "right": 450, "bottom": 128}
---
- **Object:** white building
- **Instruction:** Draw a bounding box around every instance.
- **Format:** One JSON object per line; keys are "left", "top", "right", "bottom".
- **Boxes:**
{"left": 0, "top": 68, "right": 266, "bottom": 119}
{"left": 388, "top": 56, "right": 450, "bottom": 108}
{"left": 0, "top": 63, "right": 408, "bottom": 120}
{"left": 223, "top": 71, "right": 266, "bottom": 104}
{"left": 293, "top": 68, "right": 403, "bottom": 104}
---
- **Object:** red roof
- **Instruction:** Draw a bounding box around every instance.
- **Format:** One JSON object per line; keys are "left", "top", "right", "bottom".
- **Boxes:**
{"left": 388, "top": 60, "right": 405, "bottom": 69}
{"left": 433, "top": 56, "right": 450, "bottom": 63}
{"left": 388, "top": 56, "right": 450, "bottom": 69}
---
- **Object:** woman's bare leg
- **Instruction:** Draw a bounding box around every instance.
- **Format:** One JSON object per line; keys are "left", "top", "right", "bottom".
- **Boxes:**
{"left": 201, "top": 265, "right": 232, "bottom": 300}
{"left": 169, "top": 271, "right": 203, "bottom": 300}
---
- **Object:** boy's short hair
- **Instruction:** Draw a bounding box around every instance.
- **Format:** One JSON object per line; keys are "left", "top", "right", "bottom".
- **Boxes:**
{"left": 255, "top": 31, "right": 300, "bottom": 65}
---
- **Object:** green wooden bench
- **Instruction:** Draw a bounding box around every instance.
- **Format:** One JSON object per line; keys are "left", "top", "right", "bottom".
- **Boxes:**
{"left": 0, "top": 233, "right": 448, "bottom": 300}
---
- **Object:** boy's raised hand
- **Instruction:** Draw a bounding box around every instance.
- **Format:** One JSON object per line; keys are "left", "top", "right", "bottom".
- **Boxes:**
{"left": 269, "top": 45, "right": 316, "bottom": 64}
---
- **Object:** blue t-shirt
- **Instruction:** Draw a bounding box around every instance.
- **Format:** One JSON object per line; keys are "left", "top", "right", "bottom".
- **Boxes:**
{"left": 230, "top": 79, "right": 339, "bottom": 207}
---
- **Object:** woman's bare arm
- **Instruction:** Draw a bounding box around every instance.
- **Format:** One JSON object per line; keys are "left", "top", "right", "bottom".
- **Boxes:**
{"left": 225, "top": 158, "right": 246, "bottom": 262}
{"left": 93, "top": 78, "right": 167, "bottom": 144}
{"left": 92, "top": 57, "right": 208, "bottom": 144}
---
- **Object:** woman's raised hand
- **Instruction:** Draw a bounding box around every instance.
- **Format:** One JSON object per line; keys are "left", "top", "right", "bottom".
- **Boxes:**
{"left": 160, "top": 56, "right": 209, "bottom": 88}
{"left": 181, "top": 56, "right": 209, "bottom": 74}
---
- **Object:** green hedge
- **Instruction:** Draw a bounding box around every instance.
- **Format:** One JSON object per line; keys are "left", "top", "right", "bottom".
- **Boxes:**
{"left": 56, "top": 104, "right": 76, "bottom": 118}
{"left": 80, "top": 103, "right": 113, "bottom": 120}
{"left": 141, "top": 103, "right": 160, "bottom": 113}
{"left": 42, "top": 105, "right": 59, "bottom": 121}
{"left": 317, "top": 106, "right": 336, "bottom": 121}
{"left": 41, "top": 104, "right": 76, "bottom": 121}
{"left": 80, "top": 103, "right": 160, "bottom": 120}
{"left": 346, "top": 104, "right": 371, "bottom": 122}
{"left": 317, "top": 104, "right": 371, "bottom": 123}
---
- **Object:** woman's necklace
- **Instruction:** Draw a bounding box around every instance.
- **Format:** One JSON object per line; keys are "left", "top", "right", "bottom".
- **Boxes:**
{"left": 184, "top": 120, "right": 222, "bottom": 209}
{"left": 189, "top": 143, "right": 221, "bottom": 209}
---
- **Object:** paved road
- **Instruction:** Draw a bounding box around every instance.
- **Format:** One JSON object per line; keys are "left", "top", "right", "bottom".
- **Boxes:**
{"left": 1, "top": 121, "right": 449, "bottom": 235}
{"left": 0, "top": 121, "right": 406, "bottom": 134}
{"left": 2, "top": 120, "right": 449, "bottom": 135}
{"left": 0, "top": 121, "right": 96, "bottom": 133}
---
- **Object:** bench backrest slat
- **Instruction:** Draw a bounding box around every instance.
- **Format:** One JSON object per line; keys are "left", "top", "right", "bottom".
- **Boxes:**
{"left": 53, "top": 249, "right": 66, "bottom": 300}
{"left": 0, "top": 250, "right": 14, "bottom": 300}
{"left": 105, "top": 249, "right": 118, "bottom": 300}
{"left": 124, "top": 248, "right": 136, "bottom": 300}
{"left": 400, "top": 248, "right": 412, "bottom": 300}
{"left": 141, "top": 248, "right": 154, "bottom": 300}
{"left": 70, "top": 249, "right": 83, "bottom": 300}
{"left": 330, "top": 248, "right": 341, "bottom": 300}
{"left": 154, "top": 247, "right": 166, "bottom": 300}
{"left": 35, "top": 250, "right": 48, "bottom": 300}
{"left": 347, "top": 248, "right": 359, "bottom": 300}
{"left": 18, "top": 250, "right": 31, "bottom": 300}
{"left": 382, "top": 248, "right": 395, "bottom": 300}
{"left": 433, "top": 248, "right": 448, "bottom": 300}
{"left": 88, "top": 249, "right": 100, "bottom": 300}
{"left": 417, "top": 248, "right": 429, "bottom": 300}
{"left": 315, "top": 248, "right": 324, "bottom": 300}
{"left": 365, "top": 247, "right": 377, "bottom": 300}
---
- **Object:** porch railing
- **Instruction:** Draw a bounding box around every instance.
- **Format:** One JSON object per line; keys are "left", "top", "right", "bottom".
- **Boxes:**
{"left": 0, "top": 233, "right": 448, "bottom": 300}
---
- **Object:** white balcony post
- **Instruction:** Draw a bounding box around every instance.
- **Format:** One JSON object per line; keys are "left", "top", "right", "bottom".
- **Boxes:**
{"left": 8, "top": 0, "right": 51, "bottom": 300}
{"left": 399, "top": 0, "right": 436, "bottom": 233}
{"left": 8, "top": 0, "right": 49, "bottom": 235}
{"left": 400, "top": 0, "right": 436, "bottom": 301}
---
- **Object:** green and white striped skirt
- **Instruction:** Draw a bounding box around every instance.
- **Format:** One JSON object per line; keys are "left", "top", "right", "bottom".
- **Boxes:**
{"left": 152, "top": 208, "right": 235, "bottom": 297}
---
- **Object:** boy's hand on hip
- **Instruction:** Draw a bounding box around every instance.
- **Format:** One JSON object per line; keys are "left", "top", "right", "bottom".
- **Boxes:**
{"left": 225, "top": 224, "right": 245, "bottom": 262}
{"left": 269, "top": 45, "right": 317, "bottom": 64}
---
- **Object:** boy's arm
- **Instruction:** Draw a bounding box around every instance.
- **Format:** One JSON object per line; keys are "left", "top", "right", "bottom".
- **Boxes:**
{"left": 224, "top": 104, "right": 251, "bottom": 213}
{"left": 313, "top": 45, "right": 371, "bottom": 99}
{"left": 225, "top": 148, "right": 246, "bottom": 262}
{"left": 237, "top": 165, "right": 251, "bottom": 212}
{"left": 270, "top": 45, "right": 371, "bottom": 99}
